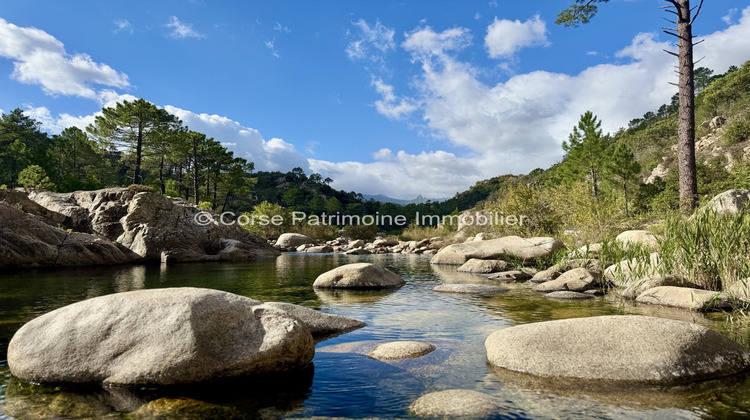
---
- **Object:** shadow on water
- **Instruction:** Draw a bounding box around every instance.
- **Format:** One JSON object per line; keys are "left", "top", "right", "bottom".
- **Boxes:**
{"left": 3, "top": 254, "right": 750, "bottom": 418}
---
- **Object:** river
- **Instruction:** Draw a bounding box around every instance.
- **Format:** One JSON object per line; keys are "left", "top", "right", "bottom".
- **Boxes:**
{"left": 2, "top": 253, "right": 750, "bottom": 419}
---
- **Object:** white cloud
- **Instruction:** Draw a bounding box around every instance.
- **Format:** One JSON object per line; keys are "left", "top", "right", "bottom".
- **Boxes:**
{"left": 165, "top": 16, "right": 206, "bottom": 40}
{"left": 722, "top": 8, "right": 739, "bottom": 25}
{"left": 265, "top": 39, "right": 280, "bottom": 58}
{"left": 346, "top": 19, "right": 395, "bottom": 62}
{"left": 485, "top": 15, "right": 548, "bottom": 58}
{"left": 371, "top": 78, "right": 419, "bottom": 119}
{"left": 0, "top": 17, "right": 130, "bottom": 99}
{"left": 310, "top": 150, "right": 483, "bottom": 200}
{"left": 163, "top": 106, "right": 309, "bottom": 172}
{"left": 113, "top": 19, "right": 133, "bottom": 34}
{"left": 346, "top": 9, "right": 750, "bottom": 198}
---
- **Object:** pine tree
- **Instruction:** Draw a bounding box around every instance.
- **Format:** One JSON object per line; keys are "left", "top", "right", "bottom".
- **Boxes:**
{"left": 607, "top": 143, "right": 641, "bottom": 217}
{"left": 560, "top": 111, "right": 609, "bottom": 200}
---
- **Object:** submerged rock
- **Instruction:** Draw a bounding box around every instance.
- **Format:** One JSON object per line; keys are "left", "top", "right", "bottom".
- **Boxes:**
{"left": 544, "top": 291, "right": 594, "bottom": 300}
{"left": 409, "top": 389, "right": 506, "bottom": 418}
{"left": 367, "top": 341, "right": 436, "bottom": 360}
{"left": 485, "top": 270, "right": 532, "bottom": 283}
{"left": 313, "top": 263, "right": 405, "bottom": 289}
{"left": 433, "top": 284, "right": 508, "bottom": 295}
{"left": 485, "top": 315, "right": 750, "bottom": 384}
{"left": 635, "top": 286, "right": 736, "bottom": 311}
{"left": 8, "top": 288, "right": 315, "bottom": 386}
{"left": 430, "top": 236, "right": 565, "bottom": 265}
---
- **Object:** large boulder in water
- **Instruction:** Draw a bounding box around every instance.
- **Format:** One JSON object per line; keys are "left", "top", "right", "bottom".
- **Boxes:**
{"left": 25, "top": 187, "right": 278, "bottom": 262}
{"left": 485, "top": 315, "right": 750, "bottom": 384}
{"left": 7, "top": 288, "right": 315, "bottom": 386}
{"left": 261, "top": 301, "right": 366, "bottom": 340}
{"left": 0, "top": 202, "right": 139, "bottom": 269}
{"left": 313, "top": 263, "right": 405, "bottom": 289}
{"left": 430, "top": 236, "right": 565, "bottom": 265}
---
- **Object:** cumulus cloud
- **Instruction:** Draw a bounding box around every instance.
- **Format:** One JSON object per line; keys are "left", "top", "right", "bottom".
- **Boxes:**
{"left": 0, "top": 17, "right": 130, "bottom": 99}
{"left": 310, "top": 150, "right": 483, "bottom": 199}
{"left": 346, "top": 19, "right": 395, "bottom": 62}
{"left": 163, "top": 106, "right": 309, "bottom": 172}
{"left": 165, "top": 16, "right": 206, "bottom": 39}
{"left": 485, "top": 15, "right": 548, "bottom": 58}
{"left": 333, "top": 9, "right": 750, "bottom": 199}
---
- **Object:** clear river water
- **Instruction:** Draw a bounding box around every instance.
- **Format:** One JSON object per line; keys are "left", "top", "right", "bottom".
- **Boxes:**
{"left": 3, "top": 253, "right": 750, "bottom": 419}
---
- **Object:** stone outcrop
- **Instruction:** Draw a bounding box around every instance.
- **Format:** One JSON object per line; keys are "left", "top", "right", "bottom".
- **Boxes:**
{"left": 485, "top": 315, "right": 750, "bottom": 384}
{"left": 312, "top": 263, "right": 406, "bottom": 289}
{"left": 430, "top": 236, "right": 565, "bottom": 265}
{"left": 702, "top": 189, "right": 750, "bottom": 215}
{"left": 8, "top": 288, "right": 315, "bottom": 386}
{"left": 0, "top": 202, "right": 139, "bottom": 268}
{"left": 23, "top": 187, "right": 277, "bottom": 263}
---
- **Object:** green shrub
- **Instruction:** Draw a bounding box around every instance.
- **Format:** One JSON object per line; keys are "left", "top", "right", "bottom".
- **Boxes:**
{"left": 399, "top": 222, "right": 453, "bottom": 241}
{"left": 241, "top": 201, "right": 291, "bottom": 239}
{"left": 18, "top": 165, "right": 55, "bottom": 191}
{"left": 723, "top": 119, "right": 750, "bottom": 145}
{"left": 198, "top": 201, "right": 213, "bottom": 210}
{"left": 343, "top": 223, "right": 378, "bottom": 240}
{"left": 295, "top": 223, "right": 339, "bottom": 242}
{"left": 484, "top": 183, "right": 562, "bottom": 238}
{"left": 659, "top": 208, "right": 750, "bottom": 291}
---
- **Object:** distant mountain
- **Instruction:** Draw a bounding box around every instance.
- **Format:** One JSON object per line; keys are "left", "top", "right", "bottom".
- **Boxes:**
{"left": 362, "top": 194, "right": 446, "bottom": 205}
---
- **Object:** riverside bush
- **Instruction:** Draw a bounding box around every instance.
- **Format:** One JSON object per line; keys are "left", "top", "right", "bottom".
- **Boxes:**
{"left": 659, "top": 208, "right": 750, "bottom": 291}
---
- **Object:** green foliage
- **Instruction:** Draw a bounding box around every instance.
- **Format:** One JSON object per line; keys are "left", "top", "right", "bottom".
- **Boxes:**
{"left": 18, "top": 165, "right": 55, "bottom": 190}
{"left": 294, "top": 224, "right": 339, "bottom": 242}
{"left": 723, "top": 120, "right": 750, "bottom": 145}
{"left": 607, "top": 143, "right": 641, "bottom": 216}
{"left": 549, "top": 181, "right": 625, "bottom": 246}
{"left": 399, "top": 222, "right": 452, "bottom": 242}
{"left": 0, "top": 109, "right": 52, "bottom": 188}
{"left": 198, "top": 201, "right": 213, "bottom": 210}
{"left": 660, "top": 208, "right": 750, "bottom": 291}
{"left": 555, "top": 0, "right": 609, "bottom": 27}
{"left": 87, "top": 98, "right": 181, "bottom": 185}
{"left": 242, "top": 201, "right": 292, "bottom": 239}
{"left": 241, "top": 201, "right": 291, "bottom": 239}
{"left": 343, "top": 223, "right": 379, "bottom": 241}
{"left": 485, "top": 183, "right": 562, "bottom": 238}
{"left": 554, "top": 111, "right": 610, "bottom": 199}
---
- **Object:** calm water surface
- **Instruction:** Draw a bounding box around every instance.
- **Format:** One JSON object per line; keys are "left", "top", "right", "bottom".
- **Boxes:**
{"left": 2, "top": 253, "right": 750, "bottom": 419}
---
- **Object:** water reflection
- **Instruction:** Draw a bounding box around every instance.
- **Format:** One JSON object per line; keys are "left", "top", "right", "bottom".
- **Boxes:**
{"left": 3, "top": 255, "right": 750, "bottom": 419}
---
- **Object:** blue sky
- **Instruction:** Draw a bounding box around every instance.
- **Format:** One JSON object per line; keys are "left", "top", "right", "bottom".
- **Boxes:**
{"left": 1, "top": 1, "right": 749, "bottom": 199}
